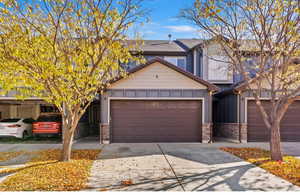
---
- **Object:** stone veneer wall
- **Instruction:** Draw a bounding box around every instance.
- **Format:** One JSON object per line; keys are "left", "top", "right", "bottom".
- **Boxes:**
{"left": 214, "top": 123, "right": 247, "bottom": 143}
{"left": 100, "top": 123, "right": 110, "bottom": 144}
{"left": 202, "top": 123, "right": 212, "bottom": 143}
{"left": 240, "top": 123, "right": 247, "bottom": 143}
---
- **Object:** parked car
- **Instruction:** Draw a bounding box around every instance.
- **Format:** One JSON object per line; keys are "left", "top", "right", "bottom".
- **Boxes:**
{"left": 32, "top": 115, "right": 62, "bottom": 136}
{"left": 0, "top": 118, "right": 35, "bottom": 139}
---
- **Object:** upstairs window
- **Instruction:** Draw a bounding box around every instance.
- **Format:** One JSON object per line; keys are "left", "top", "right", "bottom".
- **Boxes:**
{"left": 164, "top": 56, "right": 186, "bottom": 70}
{"left": 208, "top": 55, "right": 230, "bottom": 81}
{"left": 124, "top": 56, "right": 187, "bottom": 71}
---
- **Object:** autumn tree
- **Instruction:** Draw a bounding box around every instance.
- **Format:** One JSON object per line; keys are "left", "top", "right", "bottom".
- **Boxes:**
{"left": 181, "top": 0, "right": 300, "bottom": 160}
{"left": 0, "top": 0, "right": 144, "bottom": 161}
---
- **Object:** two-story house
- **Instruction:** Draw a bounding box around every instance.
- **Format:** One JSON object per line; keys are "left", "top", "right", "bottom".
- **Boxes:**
{"left": 100, "top": 38, "right": 300, "bottom": 144}
{"left": 99, "top": 38, "right": 234, "bottom": 143}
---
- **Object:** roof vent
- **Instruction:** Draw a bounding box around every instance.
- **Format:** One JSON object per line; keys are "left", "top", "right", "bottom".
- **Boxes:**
{"left": 168, "top": 34, "right": 172, "bottom": 44}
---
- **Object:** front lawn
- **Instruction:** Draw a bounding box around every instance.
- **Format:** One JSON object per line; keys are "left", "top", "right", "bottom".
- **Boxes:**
{"left": 221, "top": 147, "right": 300, "bottom": 187}
{"left": 0, "top": 149, "right": 100, "bottom": 191}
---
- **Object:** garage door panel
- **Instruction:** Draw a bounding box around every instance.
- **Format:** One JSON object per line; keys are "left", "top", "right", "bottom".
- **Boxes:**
{"left": 117, "top": 136, "right": 197, "bottom": 143}
{"left": 111, "top": 100, "right": 202, "bottom": 143}
{"left": 247, "top": 100, "right": 300, "bottom": 142}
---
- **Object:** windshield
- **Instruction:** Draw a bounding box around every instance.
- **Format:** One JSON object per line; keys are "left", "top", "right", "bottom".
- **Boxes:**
{"left": 36, "top": 115, "right": 61, "bottom": 122}
{"left": 0, "top": 118, "right": 21, "bottom": 123}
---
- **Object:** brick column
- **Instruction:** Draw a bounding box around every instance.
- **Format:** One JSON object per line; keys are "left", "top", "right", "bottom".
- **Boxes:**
{"left": 202, "top": 123, "right": 212, "bottom": 143}
{"left": 100, "top": 123, "right": 110, "bottom": 144}
{"left": 240, "top": 123, "right": 247, "bottom": 143}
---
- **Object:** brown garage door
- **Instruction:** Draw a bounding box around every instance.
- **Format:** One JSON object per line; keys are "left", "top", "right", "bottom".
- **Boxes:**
{"left": 247, "top": 100, "right": 300, "bottom": 142}
{"left": 110, "top": 100, "right": 202, "bottom": 143}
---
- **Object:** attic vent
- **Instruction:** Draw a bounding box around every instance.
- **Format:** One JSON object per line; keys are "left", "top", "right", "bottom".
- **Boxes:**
{"left": 168, "top": 34, "right": 172, "bottom": 44}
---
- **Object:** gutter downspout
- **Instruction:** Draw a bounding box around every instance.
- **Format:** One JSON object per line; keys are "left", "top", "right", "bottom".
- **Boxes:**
{"left": 209, "top": 90, "right": 213, "bottom": 143}
{"left": 193, "top": 49, "right": 197, "bottom": 76}
{"left": 237, "top": 91, "right": 241, "bottom": 143}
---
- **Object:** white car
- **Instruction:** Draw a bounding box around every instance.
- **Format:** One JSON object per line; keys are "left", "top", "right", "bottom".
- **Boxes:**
{"left": 0, "top": 118, "right": 34, "bottom": 139}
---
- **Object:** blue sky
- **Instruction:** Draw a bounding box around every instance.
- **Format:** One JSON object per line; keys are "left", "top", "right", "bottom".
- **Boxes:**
{"left": 129, "top": 0, "right": 200, "bottom": 40}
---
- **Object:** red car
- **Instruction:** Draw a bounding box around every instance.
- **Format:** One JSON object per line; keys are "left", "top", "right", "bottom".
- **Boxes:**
{"left": 32, "top": 115, "right": 62, "bottom": 136}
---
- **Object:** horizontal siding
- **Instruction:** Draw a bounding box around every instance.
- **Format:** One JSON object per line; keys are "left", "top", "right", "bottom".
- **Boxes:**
{"left": 109, "top": 62, "right": 207, "bottom": 89}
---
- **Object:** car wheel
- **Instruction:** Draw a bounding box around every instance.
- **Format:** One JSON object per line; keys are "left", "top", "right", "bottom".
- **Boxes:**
{"left": 33, "top": 134, "right": 39, "bottom": 139}
{"left": 22, "top": 131, "right": 28, "bottom": 139}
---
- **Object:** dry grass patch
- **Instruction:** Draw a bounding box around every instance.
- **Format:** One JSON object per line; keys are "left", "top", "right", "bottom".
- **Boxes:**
{"left": 0, "top": 149, "right": 100, "bottom": 191}
{"left": 221, "top": 147, "right": 300, "bottom": 187}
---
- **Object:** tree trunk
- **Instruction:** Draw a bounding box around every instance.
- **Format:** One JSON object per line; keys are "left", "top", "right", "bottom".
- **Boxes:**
{"left": 61, "top": 114, "right": 78, "bottom": 162}
{"left": 61, "top": 127, "right": 75, "bottom": 161}
{"left": 270, "top": 121, "right": 283, "bottom": 161}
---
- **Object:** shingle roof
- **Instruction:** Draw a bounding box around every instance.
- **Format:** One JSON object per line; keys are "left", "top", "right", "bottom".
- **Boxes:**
{"left": 125, "top": 40, "right": 186, "bottom": 52}
{"left": 124, "top": 39, "right": 205, "bottom": 53}
{"left": 125, "top": 38, "right": 263, "bottom": 53}
{"left": 176, "top": 39, "right": 204, "bottom": 49}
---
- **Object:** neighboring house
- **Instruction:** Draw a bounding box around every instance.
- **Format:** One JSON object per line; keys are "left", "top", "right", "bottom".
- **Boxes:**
{"left": 0, "top": 98, "right": 99, "bottom": 139}
{"left": 211, "top": 40, "right": 300, "bottom": 143}
{"left": 214, "top": 77, "right": 300, "bottom": 143}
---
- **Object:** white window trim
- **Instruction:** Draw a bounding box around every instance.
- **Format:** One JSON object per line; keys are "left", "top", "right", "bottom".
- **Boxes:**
{"left": 164, "top": 56, "right": 187, "bottom": 70}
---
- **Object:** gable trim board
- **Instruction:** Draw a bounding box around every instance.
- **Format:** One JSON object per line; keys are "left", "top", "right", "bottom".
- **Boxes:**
{"left": 100, "top": 58, "right": 217, "bottom": 144}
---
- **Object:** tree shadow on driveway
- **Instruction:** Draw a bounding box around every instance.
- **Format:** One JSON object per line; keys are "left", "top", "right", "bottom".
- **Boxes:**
{"left": 88, "top": 143, "right": 299, "bottom": 191}
{"left": 90, "top": 162, "right": 297, "bottom": 191}
{"left": 98, "top": 143, "right": 243, "bottom": 165}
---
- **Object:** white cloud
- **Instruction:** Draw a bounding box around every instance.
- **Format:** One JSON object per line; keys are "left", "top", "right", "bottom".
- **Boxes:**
{"left": 164, "top": 25, "right": 198, "bottom": 33}
{"left": 143, "top": 30, "right": 156, "bottom": 35}
{"left": 148, "top": 22, "right": 160, "bottom": 26}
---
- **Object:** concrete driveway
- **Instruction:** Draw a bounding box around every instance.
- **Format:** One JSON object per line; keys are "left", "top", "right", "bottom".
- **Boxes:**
{"left": 87, "top": 143, "right": 300, "bottom": 191}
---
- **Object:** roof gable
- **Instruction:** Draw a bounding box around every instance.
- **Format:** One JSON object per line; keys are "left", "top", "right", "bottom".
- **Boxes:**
{"left": 108, "top": 58, "right": 219, "bottom": 91}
